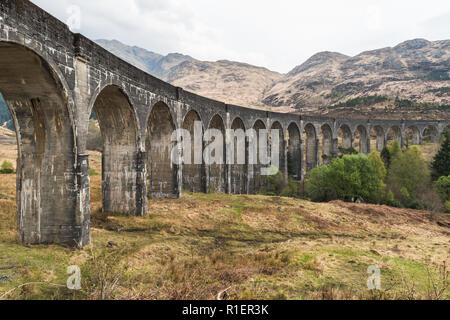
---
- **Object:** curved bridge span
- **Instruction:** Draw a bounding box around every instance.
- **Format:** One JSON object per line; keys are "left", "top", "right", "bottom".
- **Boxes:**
{"left": 1, "top": 1, "right": 449, "bottom": 247}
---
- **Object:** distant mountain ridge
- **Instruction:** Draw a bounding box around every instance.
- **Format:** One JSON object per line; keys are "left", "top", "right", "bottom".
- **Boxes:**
{"left": 96, "top": 38, "right": 450, "bottom": 114}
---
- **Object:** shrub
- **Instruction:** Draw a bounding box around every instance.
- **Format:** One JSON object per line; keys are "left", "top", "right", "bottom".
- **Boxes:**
{"left": 305, "top": 154, "right": 385, "bottom": 203}
{"left": 89, "top": 168, "right": 99, "bottom": 176}
{"left": 0, "top": 160, "right": 14, "bottom": 174}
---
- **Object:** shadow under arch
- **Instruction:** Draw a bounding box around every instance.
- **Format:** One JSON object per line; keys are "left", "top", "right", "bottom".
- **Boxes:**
{"left": 146, "top": 101, "right": 178, "bottom": 198}
{"left": 0, "top": 40, "right": 84, "bottom": 245}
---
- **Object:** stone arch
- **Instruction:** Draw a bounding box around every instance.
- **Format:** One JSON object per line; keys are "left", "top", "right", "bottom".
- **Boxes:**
{"left": 207, "top": 114, "right": 226, "bottom": 193}
{"left": 249, "top": 119, "right": 267, "bottom": 193}
{"left": 90, "top": 85, "right": 140, "bottom": 215}
{"left": 182, "top": 110, "right": 205, "bottom": 193}
{"left": 338, "top": 124, "right": 353, "bottom": 150}
{"left": 230, "top": 117, "right": 247, "bottom": 194}
{"left": 320, "top": 124, "right": 333, "bottom": 164}
{"left": 0, "top": 41, "right": 83, "bottom": 245}
{"left": 422, "top": 125, "right": 439, "bottom": 143}
{"left": 354, "top": 125, "right": 369, "bottom": 154}
{"left": 370, "top": 125, "right": 385, "bottom": 151}
{"left": 405, "top": 126, "right": 420, "bottom": 146}
{"left": 146, "top": 101, "right": 177, "bottom": 198}
{"left": 270, "top": 121, "right": 285, "bottom": 177}
{"left": 387, "top": 126, "right": 402, "bottom": 146}
{"left": 304, "top": 123, "right": 318, "bottom": 172}
{"left": 287, "top": 122, "right": 301, "bottom": 180}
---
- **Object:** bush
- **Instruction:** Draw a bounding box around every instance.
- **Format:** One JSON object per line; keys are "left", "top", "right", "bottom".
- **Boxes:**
{"left": 305, "top": 154, "right": 386, "bottom": 203}
{"left": 89, "top": 168, "right": 99, "bottom": 176}
{"left": 0, "top": 160, "right": 14, "bottom": 174}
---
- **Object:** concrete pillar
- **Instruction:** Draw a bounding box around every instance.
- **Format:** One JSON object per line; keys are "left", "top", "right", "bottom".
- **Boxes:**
{"left": 76, "top": 153, "right": 91, "bottom": 247}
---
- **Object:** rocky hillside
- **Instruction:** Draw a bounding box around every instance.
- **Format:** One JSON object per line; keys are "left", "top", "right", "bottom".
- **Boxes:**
{"left": 96, "top": 38, "right": 450, "bottom": 116}
{"left": 96, "top": 40, "right": 282, "bottom": 109}
{"left": 264, "top": 39, "right": 450, "bottom": 110}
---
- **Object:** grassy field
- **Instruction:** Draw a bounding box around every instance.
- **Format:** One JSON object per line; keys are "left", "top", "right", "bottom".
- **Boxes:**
{"left": 0, "top": 132, "right": 449, "bottom": 300}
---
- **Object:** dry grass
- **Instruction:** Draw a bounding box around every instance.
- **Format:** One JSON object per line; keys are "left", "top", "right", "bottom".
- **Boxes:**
{"left": 0, "top": 144, "right": 449, "bottom": 300}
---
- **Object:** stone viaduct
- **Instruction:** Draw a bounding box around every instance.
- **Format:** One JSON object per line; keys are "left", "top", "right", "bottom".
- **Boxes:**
{"left": 0, "top": 1, "right": 449, "bottom": 247}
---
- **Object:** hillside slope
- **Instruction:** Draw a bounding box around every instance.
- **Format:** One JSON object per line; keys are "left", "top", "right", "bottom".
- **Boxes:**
{"left": 0, "top": 157, "right": 448, "bottom": 299}
{"left": 263, "top": 39, "right": 450, "bottom": 109}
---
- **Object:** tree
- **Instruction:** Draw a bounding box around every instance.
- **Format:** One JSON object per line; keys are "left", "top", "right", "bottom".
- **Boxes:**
{"left": 369, "top": 150, "right": 387, "bottom": 181}
{"left": 435, "top": 175, "right": 450, "bottom": 212}
{"left": 381, "top": 147, "right": 391, "bottom": 169}
{"left": 306, "top": 154, "right": 385, "bottom": 203}
{"left": 431, "top": 129, "right": 450, "bottom": 180}
{"left": 387, "top": 146, "right": 430, "bottom": 208}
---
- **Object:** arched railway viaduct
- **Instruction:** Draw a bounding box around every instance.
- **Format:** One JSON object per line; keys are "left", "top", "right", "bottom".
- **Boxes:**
{"left": 1, "top": 1, "right": 449, "bottom": 247}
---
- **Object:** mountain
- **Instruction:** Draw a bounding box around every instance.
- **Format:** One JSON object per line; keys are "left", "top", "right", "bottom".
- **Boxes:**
{"left": 96, "top": 39, "right": 283, "bottom": 109}
{"left": 95, "top": 39, "right": 450, "bottom": 117}
{"left": 95, "top": 39, "right": 196, "bottom": 79}
{"left": 263, "top": 39, "right": 450, "bottom": 112}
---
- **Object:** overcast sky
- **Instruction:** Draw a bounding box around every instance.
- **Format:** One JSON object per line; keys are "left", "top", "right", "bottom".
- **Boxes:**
{"left": 32, "top": 0, "right": 450, "bottom": 73}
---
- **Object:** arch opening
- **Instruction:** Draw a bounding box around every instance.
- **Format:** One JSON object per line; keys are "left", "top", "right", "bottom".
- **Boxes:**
{"left": 405, "top": 126, "right": 420, "bottom": 146}
{"left": 304, "top": 124, "right": 317, "bottom": 173}
{"left": 370, "top": 125, "right": 385, "bottom": 151}
{"left": 249, "top": 119, "right": 266, "bottom": 193}
{"left": 287, "top": 123, "right": 301, "bottom": 179}
{"left": 422, "top": 125, "right": 439, "bottom": 143}
{"left": 146, "top": 102, "right": 177, "bottom": 198}
{"left": 270, "top": 121, "right": 285, "bottom": 177}
{"left": 386, "top": 126, "right": 402, "bottom": 147}
{"left": 0, "top": 42, "right": 79, "bottom": 245}
{"left": 90, "top": 85, "right": 140, "bottom": 215}
{"left": 207, "top": 115, "right": 226, "bottom": 193}
{"left": 338, "top": 124, "right": 353, "bottom": 151}
{"left": 320, "top": 124, "right": 333, "bottom": 164}
{"left": 230, "top": 117, "right": 247, "bottom": 194}
{"left": 182, "top": 110, "right": 205, "bottom": 193}
{"left": 354, "top": 125, "right": 368, "bottom": 154}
